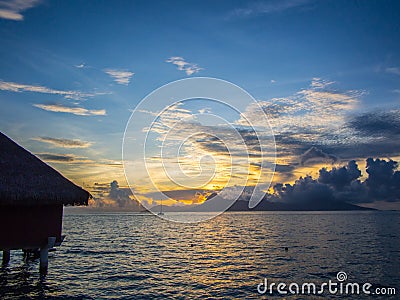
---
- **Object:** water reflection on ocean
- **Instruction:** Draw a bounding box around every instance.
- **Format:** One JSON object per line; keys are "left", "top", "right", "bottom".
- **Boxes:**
{"left": 1, "top": 211, "right": 399, "bottom": 299}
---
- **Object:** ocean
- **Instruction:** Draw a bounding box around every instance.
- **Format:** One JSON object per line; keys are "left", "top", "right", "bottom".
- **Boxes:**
{"left": 1, "top": 211, "right": 399, "bottom": 299}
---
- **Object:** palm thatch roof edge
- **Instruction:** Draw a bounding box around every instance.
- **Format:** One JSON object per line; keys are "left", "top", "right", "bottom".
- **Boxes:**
{"left": 0, "top": 132, "right": 90, "bottom": 206}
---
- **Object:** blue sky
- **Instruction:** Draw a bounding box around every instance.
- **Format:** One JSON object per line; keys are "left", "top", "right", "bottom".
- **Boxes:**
{"left": 1, "top": 0, "right": 400, "bottom": 208}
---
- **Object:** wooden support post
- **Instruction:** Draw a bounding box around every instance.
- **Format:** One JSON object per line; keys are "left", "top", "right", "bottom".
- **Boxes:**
{"left": 39, "top": 237, "right": 56, "bottom": 275}
{"left": 2, "top": 250, "right": 10, "bottom": 265}
{"left": 39, "top": 247, "right": 48, "bottom": 275}
{"left": 48, "top": 237, "right": 56, "bottom": 248}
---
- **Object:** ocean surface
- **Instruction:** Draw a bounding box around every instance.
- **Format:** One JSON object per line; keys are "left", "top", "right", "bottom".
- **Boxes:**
{"left": 1, "top": 211, "right": 399, "bottom": 299}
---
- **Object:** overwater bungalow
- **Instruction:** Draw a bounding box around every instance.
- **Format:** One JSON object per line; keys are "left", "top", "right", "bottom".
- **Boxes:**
{"left": 0, "top": 132, "right": 90, "bottom": 273}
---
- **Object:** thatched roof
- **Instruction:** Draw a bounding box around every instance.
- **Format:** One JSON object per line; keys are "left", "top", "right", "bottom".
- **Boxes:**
{"left": 0, "top": 132, "right": 90, "bottom": 206}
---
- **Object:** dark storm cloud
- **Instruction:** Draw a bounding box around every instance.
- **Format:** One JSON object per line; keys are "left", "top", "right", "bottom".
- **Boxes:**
{"left": 272, "top": 158, "right": 400, "bottom": 204}
{"left": 319, "top": 160, "right": 361, "bottom": 189}
{"left": 317, "top": 160, "right": 367, "bottom": 203}
{"left": 365, "top": 158, "right": 400, "bottom": 202}
{"left": 272, "top": 176, "right": 335, "bottom": 204}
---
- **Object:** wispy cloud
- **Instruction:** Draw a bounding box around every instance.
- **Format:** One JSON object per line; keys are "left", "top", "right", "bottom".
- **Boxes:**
{"left": 166, "top": 57, "right": 203, "bottom": 75}
{"left": 0, "top": 0, "right": 41, "bottom": 21}
{"left": 136, "top": 109, "right": 159, "bottom": 116}
{"left": 386, "top": 67, "right": 400, "bottom": 76}
{"left": 37, "top": 153, "right": 76, "bottom": 162}
{"left": 104, "top": 69, "right": 134, "bottom": 85}
{"left": 0, "top": 79, "right": 105, "bottom": 100}
{"left": 33, "top": 136, "right": 92, "bottom": 148}
{"left": 33, "top": 104, "right": 106, "bottom": 116}
{"left": 36, "top": 153, "right": 93, "bottom": 163}
{"left": 75, "top": 63, "right": 86, "bottom": 69}
{"left": 310, "top": 77, "right": 334, "bottom": 89}
{"left": 228, "top": 0, "right": 312, "bottom": 18}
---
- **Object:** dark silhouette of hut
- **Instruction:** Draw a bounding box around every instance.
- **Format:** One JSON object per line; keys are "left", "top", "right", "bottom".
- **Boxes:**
{"left": 0, "top": 132, "right": 90, "bottom": 273}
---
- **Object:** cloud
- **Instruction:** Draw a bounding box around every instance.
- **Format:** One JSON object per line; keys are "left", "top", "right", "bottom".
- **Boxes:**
{"left": 319, "top": 160, "right": 361, "bottom": 189}
{"left": 36, "top": 152, "right": 94, "bottom": 164}
{"left": 35, "top": 153, "right": 90, "bottom": 163}
{"left": 142, "top": 101, "right": 275, "bottom": 193}
{"left": 275, "top": 164, "right": 296, "bottom": 173}
{"left": 325, "top": 109, "right": 400, "bottom": 159}
{"left": 134, "top": 79, "right": 399, "bottom": 199}
{"left": 365, "top": 158, "right": 400, "bottom": 202}
{"left": 228, "top": 0, "right": 312, "bottom": 18}
{"left": 33, "top": 103, "right": 106, "bottom": 116}
{"left": 236, "top": 78, "right": 366, "bottom": 164}
{"left": 0, "top": 79, "right": 104, "bottom": 100}
{"left": 108, "top": 180, "right": 133, "bottom": 208}
{"left": 272, "top": 175, "right": 336, "bottom": 204}
{"left": 145, "top": 189, "right": 212, "bottom": 205}
{"left": 33, "top": 136, "right": 92, "bottom": 148}
{"left": 0, "top": 0, "right": 41, "bottom": 21}
{"left": 300, "top": 146, "right": 337, "bottom": 166}
{"left": 135, "top": 109, "right": 159, "bottom": 116}
{"left": 310, "top": 77, "right": 334, "bottom": 89}
{"left": 104, "top": 69, "right": 134, "bottom": 85}
{"left": 166, "top": 57, "right": 203, "bottom": 75}
{"left": 239, "top": 79, "right": 364, "bottom": 140}
{"left": 275, "top": 108, "right": 400, "bottom": 162}
{"left": 272, "top": 158, "right": 400, "bottom": 205}
{"left": 349, "top": 109, "right": 400, "bottom": 136}
{"left": 37, "top": 153, "right": 75, "bottom": 162}
{"left": 386, "top": 67, "right": 400, "bottom": 76}
{"left": 198, "top": 108, "right": 211, "bottom": 114}
{"left": 149, "top": 103, "right": 264, "bottom": 161}
{"left": 89, "top": 180, "right": 143, "bottom": 209}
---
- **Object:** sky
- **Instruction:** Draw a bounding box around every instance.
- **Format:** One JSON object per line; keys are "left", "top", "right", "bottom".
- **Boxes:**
{"left": 0, "top": 0, "right": 400, "bottom": 209}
